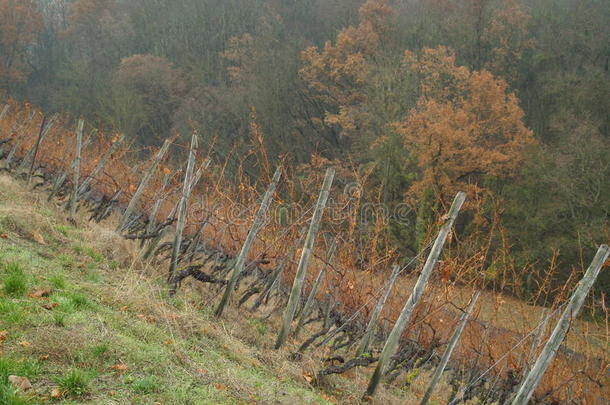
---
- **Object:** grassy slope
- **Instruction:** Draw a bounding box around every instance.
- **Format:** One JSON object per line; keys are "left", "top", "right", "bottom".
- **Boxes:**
{"left": 0, "top": 173, "right": 339, "bottom": 405}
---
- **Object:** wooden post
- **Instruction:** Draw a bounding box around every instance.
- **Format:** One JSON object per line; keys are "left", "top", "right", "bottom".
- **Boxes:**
{"left": 275, "top": 167, "right": 335, "bottom": 349}
{"left": 365, "top": 192, "right": 467, "bottom": 397}
{"left": 77, "top": 134, "right": 125, "bottom": 197}
{"left": 26, "top": 115, "right": 48, "bottom": 183}
{"left": 6, "top": 110, "right": 36, "bottom": 166}
{"left": 117, "top": 138, "right": 171, "bottom": 232}
{"left": 0, "top": 104, "right": 9, "bottom": 125}
{"left": 522, "top": 309, "right": 549, "bottom": 377}
{"left": 215, "top": 167, "right": 283, "bottom": 315}
{"left": 356, "top": 264, "right": 402, "bottom": 357}
{"left": 293, "top": 239, "right": 337, "bottom": 338}
{"left": 19, "top": 114, "right": 56, "bottom": 172}
{"left": 69, "top": 119, "right": 85, "bottom": 219}
{"left": 144, "top": 173, "right": 170, "bottom": 239}
{"left": 511, "top": 244, "right": 610, "bottom": 405}
{"left": 168, "top": 133, "right": 199, "bottom": 289}
{"left": 419, "top": 290, "right": 480, "bottom": 405}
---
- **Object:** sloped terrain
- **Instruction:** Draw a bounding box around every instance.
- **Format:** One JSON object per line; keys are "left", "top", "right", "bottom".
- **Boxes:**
{"left": 0, "top": 173, "right": 345, "bottom": 404}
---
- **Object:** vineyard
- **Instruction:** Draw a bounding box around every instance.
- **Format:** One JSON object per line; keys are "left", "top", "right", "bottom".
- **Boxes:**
{"left": 0, "top": 100, "right": 608, "bottom": 404}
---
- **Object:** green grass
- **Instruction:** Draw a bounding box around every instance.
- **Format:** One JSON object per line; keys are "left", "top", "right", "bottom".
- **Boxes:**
{"left": 0, "top": 173, "right": 335, "bottom": 405}
{"left": 56, "top": 369, "right": 91, "bottom": 397}
{"left": 1, "top": 262, "right": 28, "bottom": 296}
{"left": 131, "top": 375, "right": 159, "bottom": 394}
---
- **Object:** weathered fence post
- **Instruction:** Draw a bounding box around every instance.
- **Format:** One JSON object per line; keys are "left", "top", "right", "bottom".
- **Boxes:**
{"left": 6, "top": 110, "right": 36, "bottom": 167}
{"left": 275, "top": 167, "right": 335, "bottom": 349}
{"left": 419, "top": 290, "right": 480, "bottom": 405}
{"left": 26, "top": 115, "right": 48, "bottom": 183}
{"left": 117, "top": 138, "right": 171, "bottom": 232}
{"left": 511, "top": 244, "right": 610, "bottom": 405}
{"left": 19, "top": 114, "right": 56, "bottom": 173}
{"left": 77, "top": 134, "right": 125, "bottom": 197}
{"left": 168, "top": 133, "right": 199, "bottom": 290}
{"left": 521, "top": 308, "right": 549, "bottom": 377}
{"left": 69, "top": 119, "right": 85, "bottom": 219}
{"left": 365, "top": 191, "right": 467, "bottom": 397}
{"left": 0, "top": 104, "right": 9, "bottom": 125}
{"left": 215, "top": 167, "right": 283, "bottom": 315}
{"left": 293, "top": 239, "right": 337, "bottom": 338}
{"left": 355, "top": 264, "right": 402, "bottom": 357}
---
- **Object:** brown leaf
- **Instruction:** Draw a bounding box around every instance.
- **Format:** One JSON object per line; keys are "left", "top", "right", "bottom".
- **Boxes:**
{"left": 42, "top": 302, "right": 59, "bottom": 310}
{"left": 303, "top": 372, "right": 313, "bottom": 383}
{"left": 163, "top": 340, "right": 173, "bottom": 345}
{"left": 39, "top": 354, "right": 50, "bottom": 361}
{"left": 18, "top": 341, "right": 31, "bottom": 347}
{"left": 214, "top": 383, "right": 227, "bottom": 391}
{"left": 0, "top": 330, "right": 7, "bottom": 345}
{"left": 29, "top": 287, "right": 52, "bottom": 299}
{"left": 31, "top": 231, "right": 46, "bottom": 245}
{"left": 50, "top": 387, "right": 62, "bottom": 399}
{"left": 8, "top": 375, "right": 32, "bottom": 392}
{"left": 110, "top": 363, "right": 129, "bottom": 373}
{"left": 0, "top": 233, "right": 8, "bottom": 239}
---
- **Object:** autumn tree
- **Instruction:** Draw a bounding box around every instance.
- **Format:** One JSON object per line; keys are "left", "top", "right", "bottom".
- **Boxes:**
{"left": 112, "top": 54, "right": 188, "bottom": 144}
{"left": 299, "top": 0, "right": 399, "bottom": 150}
{"left": 397, "top": 46, "right": 535, "bottom": 204}
{"left": 0, "top": 0, "right": 42, "bottom": 92}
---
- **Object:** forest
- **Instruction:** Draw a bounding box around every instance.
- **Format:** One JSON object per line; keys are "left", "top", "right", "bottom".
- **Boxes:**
{"left": 1, "top": 0, "right": 609, "bottom": 301}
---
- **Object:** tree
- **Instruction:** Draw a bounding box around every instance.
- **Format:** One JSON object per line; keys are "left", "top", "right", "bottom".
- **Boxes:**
{"left": 0, "top": 0, "right": 42, "bottom": 91}
{"left": 397, "top": 47, "right": 535, "bottom": 204}
{"left": 112, "top": 54, "right": 188, "bottom": 144}
{"left": 298, "top": 0, "right": 398, "bottom": 150}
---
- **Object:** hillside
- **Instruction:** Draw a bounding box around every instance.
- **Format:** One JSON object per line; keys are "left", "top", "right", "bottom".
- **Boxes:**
{"left": 0, "top": 172, "right": 343, "bottom": 404}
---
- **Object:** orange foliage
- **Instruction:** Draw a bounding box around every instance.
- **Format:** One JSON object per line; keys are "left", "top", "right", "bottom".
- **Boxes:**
{"left": 299, "top": 0, "right": 396, "bottom": 143}
{"left": 398, "top": 47, "right": 535, "bottom": 203}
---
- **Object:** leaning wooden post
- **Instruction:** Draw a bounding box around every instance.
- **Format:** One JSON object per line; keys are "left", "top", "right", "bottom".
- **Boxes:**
{"left": 365, "top": 192, "right": 467, "bottom": 397}
{"left": 26, "top": 115, "right": 48, "bottom": 183}
{"left": 356, "top": 264, "right": 402, "bottom": 357}
{"left": 117, "top": 138, "right": 171, "bottom": 232}
{"left": 77, "top": 134, "right": 125, "bottom": 196}
{"left": 419, "top": 290, "right": 480, "bottom": 405}
{"left": 293, "top": 239, "right": 337, "bottom": 338}
{"left": 511, "top": 244, "right": 610, "bottom": 405}
{"left": 0, "top": 104, "right": 9, "bottom": 125}
{"left": 215, "top": 167, "right": 283, "bottom": 315}
{"left": 6, "top": 110, "right": 36, "bottom": 166}
{"left": 521, "top": 308, "right": 549, "bottom": 377}
{"left": 275, "top": 167, "right": 335, "bottom": 349}
{"left": 68, "top": 119, "right": 85, "bottom": 219}
{"left": 168, "top": 133, "right": 199, "bottom": 288}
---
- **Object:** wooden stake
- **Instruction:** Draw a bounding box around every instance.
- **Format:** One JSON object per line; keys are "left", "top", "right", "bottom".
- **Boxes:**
{"left": 356, "top": 264, "right": 402, "bottom": 357}
{"left": 275, "top": 167, "right": 335, "bottom": 349}
{"left": 69, "top": 119, "right": 85, "bottom": 219}
{"left": 215, "top": 167, "right": 283, "bottom": 315}
{"left": 419, "top": 290, "right": 480, "bottom": 405}
{"left": 0, "top": 104, "right": 9, "bottom": 124}
{"left": 6, "top": 110, "right": 36, "bottom": 166}
{"left": 511, "top": 244, "right": 610, "bottom": 405}
{"left": 77, "top": 134, "right": 125, "bottom": 197}
{"left": 293, "top": 239, "right": 337, "bottom": 338}
{"left": 365, "top": 192, "right": 467, "bottom": 397}
{"left": 167, "top": 134, "right": 203, "bottom": 293}
{"left": 117, "top": 138, "right": 171, "bottom": 232}
{"left": 26, "top": 115, "right": 48, "bottom": 183}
